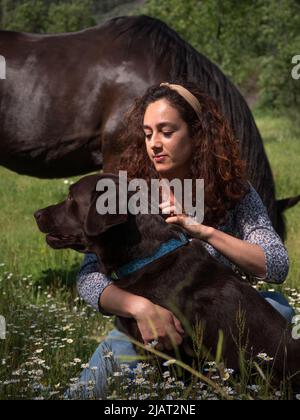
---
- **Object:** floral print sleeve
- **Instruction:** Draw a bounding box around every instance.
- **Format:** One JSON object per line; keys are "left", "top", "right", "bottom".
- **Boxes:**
{"left": 76, "top": 253, "right": 113, "bottom": 314}
{"left": 234, "top": 185, "right": 289, "bottom": 284}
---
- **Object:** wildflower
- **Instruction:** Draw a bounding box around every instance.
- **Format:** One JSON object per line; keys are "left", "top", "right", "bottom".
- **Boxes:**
{"left": 35, "top": 369, "right": 44, "bottom": 376}
{"left": 113, "top": 371, "right": 123, "bottom": 377}
{"left": 221, "top": 371, "right": 230, "bottom": 381}
{"left": 66, "top": 339, "right": 74, "bottom": 344}
{"left": 257, "top": 353, "right": 274, "bottom": 362}
{"left": 223, "top": 386, "right": 235, "bottom": 395}
{"left": 81, "top": 363, "right": 89, "bottom": 369}
{"left": 134, "top": 377, "right": 147, "bottom": 385}
{"left": 62, "top": 325, "right": 71, "bottom": 331}
{"left": 119, "top": 363, "right": 131, "bottom": 372}
{"left": 145, "top": 340, "right": 158, "bottom": 349}
{"left": 73, "top": 358, "right": 81, "bottom": 364}
{"left": 35, "top": 349, "right": 43, "bottom": 354}
{"left": 136, "top": 362, "right": 150, "bottom": 370}
{"left": 247, "top": 384, "right": 260, "bottom": 393}
{"left": 12, "top": 370, "right": 21, "bottom": 376}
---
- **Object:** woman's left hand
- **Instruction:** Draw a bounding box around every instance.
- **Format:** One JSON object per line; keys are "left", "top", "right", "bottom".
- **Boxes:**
{"left": 159, "top": 202, "right": 213, "bottom": 241}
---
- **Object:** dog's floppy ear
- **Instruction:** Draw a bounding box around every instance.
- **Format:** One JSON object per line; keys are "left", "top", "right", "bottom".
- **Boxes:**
{"left": 84, "top": 194, "right": 128, "bottom": 237}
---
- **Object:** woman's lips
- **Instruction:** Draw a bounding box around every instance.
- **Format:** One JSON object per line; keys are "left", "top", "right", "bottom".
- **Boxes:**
{"left": 154, "top": 155, "right": 168, "bottom": 162}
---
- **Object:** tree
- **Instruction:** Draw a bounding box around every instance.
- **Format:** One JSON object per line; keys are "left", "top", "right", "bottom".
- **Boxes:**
{"left": 2, "top": 0, "right": 48, "bottom": 32}
{"left": 142, "top": 0, "right": 300, "bottom": 112}
{"left": 1, "top": 0, "right": 96, "bottom": 33}
{"left": 47, "top": 0, "right": 96, "bottom": 33}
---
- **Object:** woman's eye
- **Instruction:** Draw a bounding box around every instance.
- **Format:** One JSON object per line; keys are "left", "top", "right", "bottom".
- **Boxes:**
{"left": 144, "top": 133, "right": 152, "bottom": 140}
{"left": 163, "top": 132, "right": 173, "bottom": 137}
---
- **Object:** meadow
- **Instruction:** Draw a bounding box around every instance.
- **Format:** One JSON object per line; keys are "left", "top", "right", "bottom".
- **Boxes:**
{"left": 0, "top": 112, "right": 299, "bottom": 400}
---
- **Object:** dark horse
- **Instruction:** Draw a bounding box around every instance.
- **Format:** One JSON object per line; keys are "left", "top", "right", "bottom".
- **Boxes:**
{"left": 0, "top": 15, "right": 299, "bottom": 239}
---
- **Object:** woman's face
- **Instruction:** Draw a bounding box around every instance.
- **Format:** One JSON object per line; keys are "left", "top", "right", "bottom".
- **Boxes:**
{"left": 143, "top": 99, "right": 194, "bottom": 181}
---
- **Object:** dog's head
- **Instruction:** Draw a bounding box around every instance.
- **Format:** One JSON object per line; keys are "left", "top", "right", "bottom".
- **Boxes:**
{"left": 34, "top": 173, "right": 135, "bottom": 252}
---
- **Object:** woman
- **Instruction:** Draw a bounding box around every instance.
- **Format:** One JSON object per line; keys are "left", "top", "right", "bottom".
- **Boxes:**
{"left": 74, "top": 81, "right": 293, "bottom": 398}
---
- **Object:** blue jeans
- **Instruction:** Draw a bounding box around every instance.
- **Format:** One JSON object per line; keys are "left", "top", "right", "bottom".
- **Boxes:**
{"left": 260, "top": 291, "right": 295, "bottom": 324}
{"left": 67, "top": 328, "right": 140, "bottom": 399}
{"left": 71, "top": 291, "right": 295, "bottom": 399}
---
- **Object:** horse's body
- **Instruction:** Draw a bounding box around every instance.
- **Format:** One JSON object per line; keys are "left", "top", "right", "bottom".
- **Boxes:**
{"left": 0, "top": 15, "right": 298, "bottom": 238}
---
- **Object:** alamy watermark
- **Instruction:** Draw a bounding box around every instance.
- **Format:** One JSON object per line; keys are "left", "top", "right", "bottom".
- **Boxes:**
{"left": 0, "top": 315, "right": 6, "bottom": 340}
{"left": 95, "top": 171, "right": 204, "bottom": 225}
{"left": 291, "top": 55, "right": 300, "bottom": 80}
{"left": 0, "top": 55, "right": 6, "bottom": 80}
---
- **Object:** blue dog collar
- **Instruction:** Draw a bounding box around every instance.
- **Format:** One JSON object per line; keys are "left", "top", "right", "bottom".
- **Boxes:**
{"left": 110, "top": 232, "right": 191, "bottom": 280}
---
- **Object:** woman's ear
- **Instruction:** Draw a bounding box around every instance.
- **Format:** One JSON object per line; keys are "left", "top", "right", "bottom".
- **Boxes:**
{"left": 84, "top": 195, "right": 128, "bottom": 237}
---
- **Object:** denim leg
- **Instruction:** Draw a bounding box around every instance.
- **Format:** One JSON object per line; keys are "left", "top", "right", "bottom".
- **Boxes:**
{"left": 67, "top": 328, "right": 140, "bottom": 399}
{"left": 260, "top": 291, "right": 296, "bottom": 323}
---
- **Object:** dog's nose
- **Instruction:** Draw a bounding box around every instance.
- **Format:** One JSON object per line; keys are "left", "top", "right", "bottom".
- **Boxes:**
{"left": 34, "top": 210, "right": 43, "bottom": 220}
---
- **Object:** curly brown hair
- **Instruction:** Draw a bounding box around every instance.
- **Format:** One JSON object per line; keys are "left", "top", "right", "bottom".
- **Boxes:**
{"left": 117, "top": 80, "right": 249, "bottom": 227}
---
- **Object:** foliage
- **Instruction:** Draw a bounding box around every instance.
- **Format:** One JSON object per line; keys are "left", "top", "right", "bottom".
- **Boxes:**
{"left": 47, "top": 0, "right": 96, "bottom": 33}
{"left": 0, "top": 0, "right": 96, "bottom": 33}
{"left": 1, "top": 0, "right": 299, "bottom": 111}
{"left": 142, "top": 0, "right": 300, "bottom": 112}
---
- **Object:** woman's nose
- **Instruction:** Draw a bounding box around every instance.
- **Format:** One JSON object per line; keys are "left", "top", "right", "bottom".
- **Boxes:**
{"left": 150, "top": 132, "right": 162, "bottom": 148}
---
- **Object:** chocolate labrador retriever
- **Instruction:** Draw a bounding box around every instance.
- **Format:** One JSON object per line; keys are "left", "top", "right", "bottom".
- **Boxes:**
{"left": 34, "top": 173, "right": 300, "bottom": 388}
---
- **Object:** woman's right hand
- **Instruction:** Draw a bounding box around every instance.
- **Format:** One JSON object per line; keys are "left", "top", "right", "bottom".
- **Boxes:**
{"left": 131, "top": 298, "right": 185, "bottom": 351}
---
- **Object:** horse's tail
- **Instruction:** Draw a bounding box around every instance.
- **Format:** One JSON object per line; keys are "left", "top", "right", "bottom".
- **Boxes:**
{"left": 277, "top": 195, "right": 300, "bottom": 213}
{"left": 275, "top": 195, "right": 300, "bottom": 241}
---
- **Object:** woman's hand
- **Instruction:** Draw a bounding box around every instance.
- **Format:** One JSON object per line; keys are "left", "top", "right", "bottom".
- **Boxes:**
{"left": 131, "top": 298, "right": 185, "bottom": 351}
{"left": 159, "top": 202, "right": 213, "bottom": 241}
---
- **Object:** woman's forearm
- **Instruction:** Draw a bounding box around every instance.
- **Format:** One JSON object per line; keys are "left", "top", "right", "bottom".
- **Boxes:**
{"left": 204, "top": 227, "right": 267, "bottom": 278}
{"left": 100, "top": 283, "right": 150, "bottom": 318}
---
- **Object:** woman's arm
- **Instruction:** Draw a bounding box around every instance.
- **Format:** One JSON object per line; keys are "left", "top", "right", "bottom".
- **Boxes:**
{"left": 77, "top": 254, "right": 154, "bottom": 317}
{"left": 77, "top": 254, "right": 185, "bottom": 349}
{"left": 76, "top": 253, "right": 114, "bottom": 314}
{"left": 233, "top": 185, "right": 289, "bottom": 283}
{"left": 162, "top": 185, "right": 289, "bottom": 283}
{"left": 100, "top": 284, "right": 184, "bottom": 350}
{"left": 203, "top": 228, "right": 267, "bottom": 278}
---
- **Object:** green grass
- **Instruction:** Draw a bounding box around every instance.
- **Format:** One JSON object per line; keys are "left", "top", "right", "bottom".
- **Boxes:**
{"left": 0, "top": 112, "right": 299, "bottom": 399}
{"left": 253, "top": 110, "right": 300, "bottom": 289}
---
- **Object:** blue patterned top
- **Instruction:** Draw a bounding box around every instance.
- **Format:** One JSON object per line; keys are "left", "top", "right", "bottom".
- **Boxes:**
{"left": 77, "top": 185, "right": 289, "bottom": 313}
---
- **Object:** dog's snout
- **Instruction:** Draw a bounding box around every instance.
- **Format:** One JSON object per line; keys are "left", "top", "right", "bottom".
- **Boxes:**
{"left": 34, "top": 208, "right": 50, "bottom": 233}
{"left": 34, "top": 210, "right": 43, "bottom": 220}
